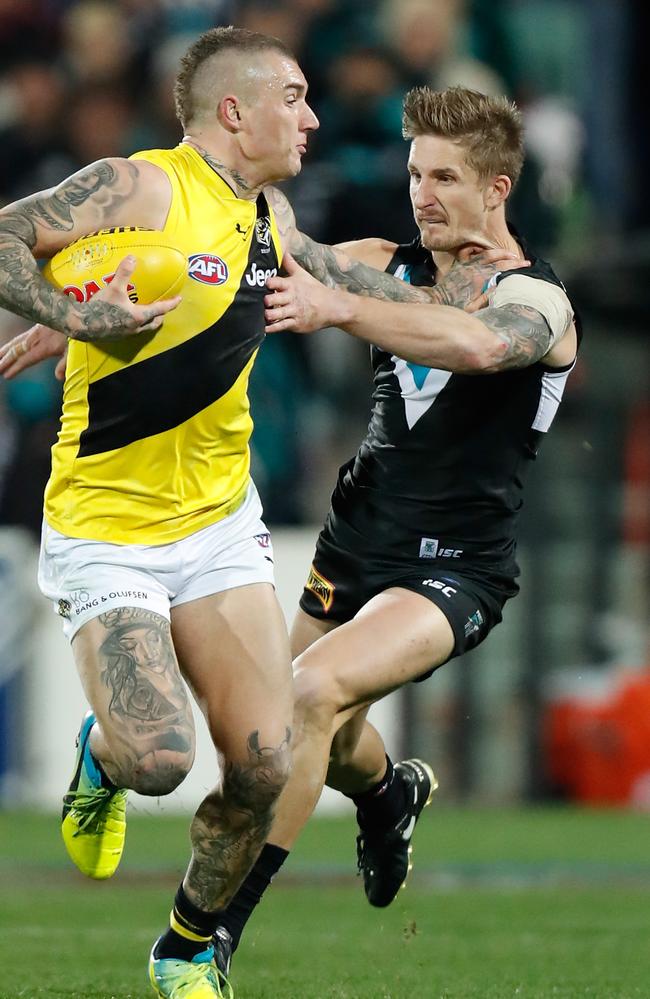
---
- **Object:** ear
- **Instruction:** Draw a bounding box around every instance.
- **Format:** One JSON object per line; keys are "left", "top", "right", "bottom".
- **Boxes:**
{"left": 485, "top": 174, "right": 511, "bottom": 211}
{"left": 217, "top": 95, "right": 242, "bottom": 133}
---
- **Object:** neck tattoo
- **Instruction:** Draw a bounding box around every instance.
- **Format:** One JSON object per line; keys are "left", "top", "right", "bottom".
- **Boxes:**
{"left": 185, "top": 140, "right": 255, "bottom": 199}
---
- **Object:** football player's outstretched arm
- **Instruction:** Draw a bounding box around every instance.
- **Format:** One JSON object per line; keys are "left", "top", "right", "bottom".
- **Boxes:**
{"left": 265, "top": 186, "right": 526, "bottom": 309}
{"left": 264, "top": 253, "right": 573, "bottom": 373}
{"left": 0, "top": 159, "right": 180, "bottom": 341}
{"left": 266, "top": 187, "right": 438, "bottom": 304}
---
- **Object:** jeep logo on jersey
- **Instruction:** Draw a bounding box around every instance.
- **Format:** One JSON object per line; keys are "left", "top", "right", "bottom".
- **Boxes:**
{"left": 245, "top": 262, "right": 278, "bottom": 288}
{"left": 188, "top": 254, "right": 229, "bottom": 285}
{"left": 255, "top": 216, "right": 272, "bottom": 251}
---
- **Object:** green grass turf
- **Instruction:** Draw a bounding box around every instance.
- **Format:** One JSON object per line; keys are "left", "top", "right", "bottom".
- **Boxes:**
{"left": 2, "top": 807, "right": 650, "bottom": 998}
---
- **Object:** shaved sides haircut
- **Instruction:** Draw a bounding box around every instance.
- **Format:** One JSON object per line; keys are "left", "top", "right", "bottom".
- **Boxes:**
{"left": 174, "top": 26, "right": 296, "bottom": 129}
{"left": 403, "top": 85, "right": 524, "bottom": 187}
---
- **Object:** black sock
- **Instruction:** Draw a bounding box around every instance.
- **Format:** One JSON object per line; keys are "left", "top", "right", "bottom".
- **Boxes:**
{"left": 347, "top": 756, "right": 407, "bottom": 832}
{"left": 154, "top": 883, "right": 224, "bottom": 962}
{"left": 218, "top": 843, "right": 289, "bottom": 951}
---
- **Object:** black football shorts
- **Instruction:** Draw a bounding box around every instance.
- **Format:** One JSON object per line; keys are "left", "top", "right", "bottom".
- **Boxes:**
{"left": 299, "top": 515, "right": 519, "bottom": 680}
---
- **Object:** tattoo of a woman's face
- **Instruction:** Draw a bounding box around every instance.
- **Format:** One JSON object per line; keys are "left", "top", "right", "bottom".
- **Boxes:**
{"left": 97, "top": 608, "right": 191, "bottom": 739}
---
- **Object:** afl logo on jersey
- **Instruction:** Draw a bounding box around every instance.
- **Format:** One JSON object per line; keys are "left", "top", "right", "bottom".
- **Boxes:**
{"left": 188, "top": 253, "right": 229, "bottom": 285}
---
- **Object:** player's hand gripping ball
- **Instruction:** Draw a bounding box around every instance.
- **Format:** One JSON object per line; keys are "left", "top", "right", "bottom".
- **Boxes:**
{"left": 43, "top": 227, "right": 187, "bottom": 306}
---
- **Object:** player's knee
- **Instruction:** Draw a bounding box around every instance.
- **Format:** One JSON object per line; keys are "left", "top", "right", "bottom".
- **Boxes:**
{"left": 126, "top": 726, "right": 195, "bottom": 796}
{"left": 222, "top": 751, "right": 290, "bottom": 817}
{"left": 293, "top": 661, "right": 341, "bottom": 735}
{"left": 130, "top": 747, "right": 194, "bottom": 796}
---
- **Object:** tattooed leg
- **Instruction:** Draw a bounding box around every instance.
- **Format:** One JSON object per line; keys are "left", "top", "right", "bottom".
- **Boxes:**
{"left": 72, "top": 607, "right": 195, "bottom": 795}
{"left": 183, "top": 728, "right": 291, "bottom": 911}
{"left": 169, "top": 583, "right": 294, "bottom": 910}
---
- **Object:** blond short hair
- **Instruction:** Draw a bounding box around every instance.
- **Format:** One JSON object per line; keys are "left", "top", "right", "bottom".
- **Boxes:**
{"left": 402, "top": 85, "right": 524, "bottom": 186}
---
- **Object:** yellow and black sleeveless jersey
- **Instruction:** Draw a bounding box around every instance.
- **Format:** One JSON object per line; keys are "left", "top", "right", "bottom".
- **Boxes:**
{"left": 44, "top": 143, "right": 282, "bottom": 544}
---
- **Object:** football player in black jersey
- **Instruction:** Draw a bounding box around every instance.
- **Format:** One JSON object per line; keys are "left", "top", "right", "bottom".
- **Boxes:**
{"left": 210, "top": 85, "right": 578, "bottom": 969}
{"left": 0, "top": 80, "right": 577, "bottom": 984}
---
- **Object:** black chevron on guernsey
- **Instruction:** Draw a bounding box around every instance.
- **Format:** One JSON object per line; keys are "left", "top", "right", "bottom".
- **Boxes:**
{"left": 78, "top": 194, "right": 277, "bottom": 458}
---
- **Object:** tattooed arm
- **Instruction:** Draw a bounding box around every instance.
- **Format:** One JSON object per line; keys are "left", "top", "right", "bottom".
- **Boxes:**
{"left": 266, "top": 186, "right": 439, "bottom": 304}
{"left": 264, "top": 253, "right": 566, "bottom": 373}
{"left": 0, "top": 158, "right": 179, "bottom": 342}
{"left": 469, "top": 304, "right": 554, "bottom": 370}
{"left": 266, "top": 185, "right": 527, "bottom": 311}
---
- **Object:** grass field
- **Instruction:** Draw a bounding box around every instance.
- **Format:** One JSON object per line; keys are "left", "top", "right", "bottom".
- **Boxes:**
{"left": 2, "top": 806, "right": 650, "bottom": 999}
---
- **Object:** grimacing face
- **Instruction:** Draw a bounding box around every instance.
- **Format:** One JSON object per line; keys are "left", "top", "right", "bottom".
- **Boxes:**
{"left": 408, "top": 134, "right": 495, "bottom": 252}
{"left": 240, "top": 53, "right": 319, "bottom": 182}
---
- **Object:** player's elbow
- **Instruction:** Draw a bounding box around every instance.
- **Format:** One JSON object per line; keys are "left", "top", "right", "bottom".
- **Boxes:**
{"left": 438, "top": 340, "right": 493, "bottom": 373}
{"left": 456, "top": 329, "right": 507, "bottom": 373}
{"left": 423, "top": 316, "right": 505, "bottom": 374}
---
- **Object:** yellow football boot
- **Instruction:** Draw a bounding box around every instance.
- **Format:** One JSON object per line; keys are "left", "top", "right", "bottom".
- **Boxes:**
{"left": 61, "top": 710, "right": 128, "bottom": 879}
{"left": 149, "top": 943, "right": 234, "bottom": 999}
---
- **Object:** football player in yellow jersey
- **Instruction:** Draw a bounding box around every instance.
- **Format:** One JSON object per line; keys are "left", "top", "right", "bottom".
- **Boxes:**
{"left": 0, "top": 29, "right": 528, "bottom": 998}
{"left": 0, "top": 26, "right": 324, "bottom": 999}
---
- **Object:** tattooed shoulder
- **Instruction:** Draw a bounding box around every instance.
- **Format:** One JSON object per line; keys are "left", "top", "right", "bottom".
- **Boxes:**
{"left": 0, "top": 159, "right": 140, "bottom": 250}
{"left": 265, "top": 186, "right": 297, "bottom": 243}
{"left": 479, "top": 303, "right": 553, "bottom": 369}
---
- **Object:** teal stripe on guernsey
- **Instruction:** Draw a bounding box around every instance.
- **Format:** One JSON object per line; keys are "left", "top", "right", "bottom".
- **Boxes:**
{"left": 397, "top": 263, "right": 433, "bottom": 391}
{"left": 406, "top": 362, "right": 431, "bottom": 390}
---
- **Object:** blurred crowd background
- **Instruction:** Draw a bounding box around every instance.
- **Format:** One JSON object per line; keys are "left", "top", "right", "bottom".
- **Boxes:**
{"left": 0, "top": 0, "right": 648, "bottom": 807}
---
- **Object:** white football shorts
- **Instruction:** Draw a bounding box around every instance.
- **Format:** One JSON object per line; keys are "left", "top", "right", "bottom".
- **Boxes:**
{"left": 38, "top": 481, "right": 275, "bottom": 641}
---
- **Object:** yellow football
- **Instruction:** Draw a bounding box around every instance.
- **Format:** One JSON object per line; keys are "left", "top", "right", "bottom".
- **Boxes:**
{"left": 43, "top": 227, "right": 187, "bottom": 305}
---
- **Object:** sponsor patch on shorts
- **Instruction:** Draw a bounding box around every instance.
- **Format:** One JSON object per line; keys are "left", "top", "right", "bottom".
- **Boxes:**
{"left": 419, "top": 537, "right": 439, "bottom": 558}
{"left": 58, "top": 598, "right": 71, "bottom": 619}
{"left": 464, "top": 609, "right": 484, "bottom": 637}
{"left": 305, "top": 564, "right": 335, "bottom": 613}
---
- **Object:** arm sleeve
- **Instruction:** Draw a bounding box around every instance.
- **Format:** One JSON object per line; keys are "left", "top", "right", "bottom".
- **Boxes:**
{"left": 487, "top": 274, "right": 574, "bottom": 347}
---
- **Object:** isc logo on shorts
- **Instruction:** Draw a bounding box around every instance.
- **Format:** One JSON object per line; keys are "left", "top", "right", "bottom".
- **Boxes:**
{"left": 305, "top": 565, "right": 335, "bottom": 613}
{"left": 422, "top": 578, "right": 457, "bottom": 598}
{"left": 188, "top": 253, "right": 229, "bottom": 285}
{"left": 419, "top": 537, "right": 463, "bottom": 559}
